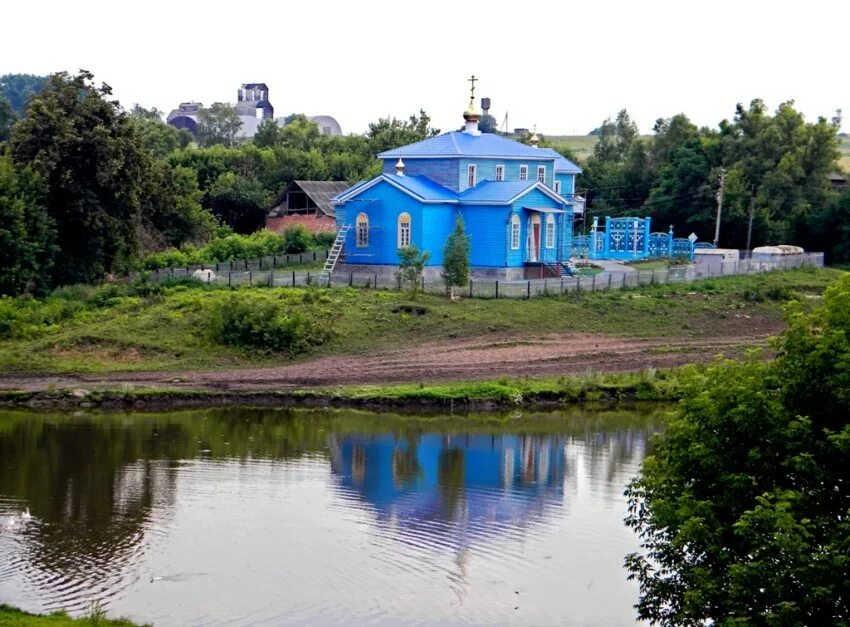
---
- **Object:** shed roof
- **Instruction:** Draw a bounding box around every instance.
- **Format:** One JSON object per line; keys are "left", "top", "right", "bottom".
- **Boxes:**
{"left": 290, "top": 180, "right": 351, "bottom": 217}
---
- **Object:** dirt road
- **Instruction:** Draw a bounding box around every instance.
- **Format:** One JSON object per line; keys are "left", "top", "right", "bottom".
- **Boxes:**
{"left": 0, "top": 326, "right": 780, "bottom": 393}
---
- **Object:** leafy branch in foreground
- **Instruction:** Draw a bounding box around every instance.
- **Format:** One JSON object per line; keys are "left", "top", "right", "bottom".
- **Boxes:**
{"left": 626, "top": 273, "right": 850, "bottom": 625}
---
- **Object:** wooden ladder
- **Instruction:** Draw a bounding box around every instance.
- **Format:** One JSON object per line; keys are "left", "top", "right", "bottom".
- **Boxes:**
{"left": 319, "top": 225, "right": 351, "bottom": 287}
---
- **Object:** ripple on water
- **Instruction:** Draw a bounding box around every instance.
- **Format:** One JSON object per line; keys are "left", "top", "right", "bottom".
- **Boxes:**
{"left": 0, "top": 412, "right": 657, "bottom": 626}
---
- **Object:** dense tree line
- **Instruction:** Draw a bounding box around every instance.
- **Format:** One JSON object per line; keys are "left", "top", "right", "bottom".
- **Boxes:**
{"left": 0, "top": 71, "right": 439, "bottom": 295}
{"left": 579, "top": 104, "right": 846, "bottom": 256}
{"left": 1, "top": 69, "right": 847, "bottom": 295}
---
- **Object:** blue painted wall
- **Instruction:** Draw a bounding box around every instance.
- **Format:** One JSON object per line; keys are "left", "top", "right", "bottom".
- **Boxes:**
{"left": 382, "top": 157, "right": 558, "bottom": 192}
{"left": 554, "top": 172, "right": 575, "bottom": 197}
{"left": 336, "top": 180, "right": 454, "bottom": 266}
{"left": 382, "top": 158, "right": 459, "bottom": 191}
{"left": 460, "top": 204, "right": 511, "bottom": 267}
{"left": 337, "top": 177, "right": 570, "bottom": 269}
{"left": 458, "top": 158, "right": 555, "bottom": 191}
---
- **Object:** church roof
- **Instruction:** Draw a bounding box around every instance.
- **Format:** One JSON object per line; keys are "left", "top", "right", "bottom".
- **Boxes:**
{"left": 384, "top": 174, "right": 457, "bottom": 201}
{"left": 539, "top": 149, "right": 582, "bottom": 174}
{"left": 333, "top": 174, "right": 456, "bottom": 204}
{"left": 459, "top": 180, "right": 565, "bottom": 205}
{"left": 378, "top": 131, "right": 556, "bottom": 160}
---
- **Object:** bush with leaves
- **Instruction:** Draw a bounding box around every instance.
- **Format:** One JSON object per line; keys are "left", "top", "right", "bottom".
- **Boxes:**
{"left": 442, "top": 215, "right": 470, "bottom": 298}
{"left": 206, "top": 293, "right": 333, "bottom": 354}
{"left": 626, "top": 273, "right": 850, "bottom": 626}
{"left": 396, "top": 245, "right": 430, "bottom": 295}
{"left": 281, "top": 225, "right": 313, "bottom": 254}
{"left": 314, "top": 231, "right": 336, "bottom": 249}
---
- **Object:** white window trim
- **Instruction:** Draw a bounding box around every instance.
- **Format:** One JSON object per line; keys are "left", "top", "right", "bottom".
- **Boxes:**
{"left": 510, "top": 214, "right": 520, "bottom": 250}
{"left": 495, "top": 164, "right": 505, "bottom": 182}
{"left": 537, "top": 165, "right": 546, "bottom": 183}
{"left": 467, "top": 164, "right": 477, "bottom": 188}
{"left": 545, "top": 215, "right": 555, "bottom": 249}
{"left": 356, "top": 212, "right": 369, "bottom": 247}
{"left": 397, "top": 212, "right": 411, "bottom": 249}
{"left": 519, "top": 165, "right": 528, "bottom": 181}
{"left": 554, "top": 180, "right": 561, "bottom": 194}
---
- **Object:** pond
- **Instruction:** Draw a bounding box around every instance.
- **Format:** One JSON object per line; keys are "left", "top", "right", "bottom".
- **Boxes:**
{"left": 0, "top": 406, "right": 666, "bottom": 626}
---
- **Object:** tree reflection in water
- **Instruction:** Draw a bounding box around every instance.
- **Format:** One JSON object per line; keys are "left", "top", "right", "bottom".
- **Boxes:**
{"left": 0, "top": 406, "right": 664, "bottom": 618}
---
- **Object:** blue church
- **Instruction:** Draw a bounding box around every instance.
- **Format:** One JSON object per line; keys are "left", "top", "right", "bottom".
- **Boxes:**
{"left": 332, "top": 82, "right": 583, "bottom": 280}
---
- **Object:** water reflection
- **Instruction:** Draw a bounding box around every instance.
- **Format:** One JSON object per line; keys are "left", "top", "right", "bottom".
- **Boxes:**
{"left": 331, "top": 433, "right": 565, "bottom": 534}
{"left": 0, "top": 407, "right": 664, "bottom": 626}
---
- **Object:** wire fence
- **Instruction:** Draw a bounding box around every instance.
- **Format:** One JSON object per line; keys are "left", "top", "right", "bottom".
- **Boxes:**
{"left": 147, "top": 253, "right": 825, "bottom": 299}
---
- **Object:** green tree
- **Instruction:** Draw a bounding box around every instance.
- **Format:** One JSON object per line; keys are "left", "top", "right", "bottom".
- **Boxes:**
{"left": 253, "top": 118, "right": 281, "bottom": 148}
{"left": 10, "top": 71, "right": 153, "bottom": 284}
{"left": 808, "top": 188, "right": 850, "bottom": 262}
{"left": 0, "top": 74, "right": 46, "bottom": 116}
{"left": 281, "top": 224, "right": 313, "bottom": 254}
{"left": 142, "top": 164, "right": 215, "bottom": 249}
{"left": 478, "top": 113, "right": 499, "bottom": 134}
{"left": 367, "top": 109, "right": 440, "bottom": 153}
{"left": 0, "top": 98, "right": 14, "bottom": 142}
{"left": 128, "top": 104, "right": 165, "bottom": 121}
{"left": 396, "top": 245, "right": 430, "bottom": 295}
{"left": 645, "top": 115, "right": 717, "bottom": 234}
{"left": 0, "top": 152, "right": 55, "bottom": 295}
{"left": 441, "top": 215, "right": 470, "bottom": 297}
{"left": 207, "top": 171, "right": 270, "bottom": 233}
{"left": 626, "top": 274, "right": 850, "bottom": 625}
{"left": 581, "top": 109, "right": 653, "bottom": 217}
{"left": 197, "top": 103, "right": 243, "bottom": 147}
{"left": 131, "top": 116, "right": 193, "bottom": 158}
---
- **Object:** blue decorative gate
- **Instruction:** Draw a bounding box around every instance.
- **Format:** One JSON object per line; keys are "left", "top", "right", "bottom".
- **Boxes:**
{"left": 572, "top": 216, "right": 708, "bottom": 261}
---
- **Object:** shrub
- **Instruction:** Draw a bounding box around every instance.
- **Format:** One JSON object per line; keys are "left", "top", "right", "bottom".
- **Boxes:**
{"left": 207, "top": 294, "right": 332, "bottom": 354}
{"left": 281, "top": 225, "right": 313, "bottom": 254}
{"left": 314, "top": 231, "right": 336, "bottom": 248}
{"left": 0, "top": 295, "right": 85, "bottom": 339}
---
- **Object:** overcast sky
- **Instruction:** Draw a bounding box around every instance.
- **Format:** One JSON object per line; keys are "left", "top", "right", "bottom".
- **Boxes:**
{"left": 3, "top": 0, "right": 847, "bottom": 135}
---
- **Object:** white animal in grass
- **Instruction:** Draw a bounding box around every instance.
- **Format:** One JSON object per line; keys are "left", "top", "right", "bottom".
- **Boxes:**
{"left": 192, "top": 269, "right": 216, "bottom": 283}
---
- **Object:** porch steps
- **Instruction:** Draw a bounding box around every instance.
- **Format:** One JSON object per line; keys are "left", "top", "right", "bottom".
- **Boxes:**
{"left": 548, "top": 262, "right": 576, "bottom": 277}
{"left": 319, "top": 225, "right": 351, "bottom": 286}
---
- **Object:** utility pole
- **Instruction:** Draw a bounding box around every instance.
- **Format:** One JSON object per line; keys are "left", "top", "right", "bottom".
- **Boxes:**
{"left": 713, "top": 168, "right": 726, "bottom": 246}
{"left": 745, "top": 195, "right": 755, "bottom": 252}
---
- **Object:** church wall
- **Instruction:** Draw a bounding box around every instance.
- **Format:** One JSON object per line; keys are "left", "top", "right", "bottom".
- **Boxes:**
{"left": 458, "top": 158, "right": 556, "bottom": 191}
{"left": 382, "top": 159, "right": 460, "bottom": 192}
{"left": 460, "top": 204, "right": 511, "bottom": 267}
{"left": 337, "top": 180, "right": 452, "bottom": 266}
{"left": 554, "top": 172, "right": 576, "bottom": 197}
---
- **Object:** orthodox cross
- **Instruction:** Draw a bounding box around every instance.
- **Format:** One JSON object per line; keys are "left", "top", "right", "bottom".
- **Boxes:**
{"left": 468, "top": 75, "right": 478, "bottom": 101}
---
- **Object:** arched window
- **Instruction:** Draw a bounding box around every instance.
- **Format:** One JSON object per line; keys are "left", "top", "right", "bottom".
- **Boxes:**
{"left": 545, "top": 214, "right": 555, "bottom": 248}
{"left": 356, "top": 212, "right": 369, "bottom": 247}
{"left": 397, "top": 212, "right": 411, "bottom": 248}
{"left": 510, "top": 214, "right": 520, "bottom": 250}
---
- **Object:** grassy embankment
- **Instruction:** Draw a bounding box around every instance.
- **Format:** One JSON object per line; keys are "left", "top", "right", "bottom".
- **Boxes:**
{"left": 0, "top": 267, "right": 840, "bottom": 376}
{"left": 0, "top": 267, "right": 843, "bottom": 410}
{"left": 0, "top": 269, "right": 840, "bottom": 374}
{"left": 0, "top": 605, "right": 140, "bottom": 627}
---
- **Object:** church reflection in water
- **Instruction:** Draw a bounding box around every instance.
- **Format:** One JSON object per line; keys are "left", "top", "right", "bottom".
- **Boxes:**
{"left": 329, "top": 433, "right": 567, "bottom": 534}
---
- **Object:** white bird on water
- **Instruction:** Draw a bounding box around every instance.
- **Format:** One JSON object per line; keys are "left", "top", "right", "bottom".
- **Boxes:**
{"left": 21, "top": 507, "right": 31, "bottom": 521}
